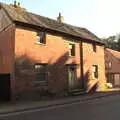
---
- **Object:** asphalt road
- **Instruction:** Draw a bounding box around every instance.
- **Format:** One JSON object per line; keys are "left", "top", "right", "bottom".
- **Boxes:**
{"left": 1, "top": 95, "right": 120, "bottom": 120}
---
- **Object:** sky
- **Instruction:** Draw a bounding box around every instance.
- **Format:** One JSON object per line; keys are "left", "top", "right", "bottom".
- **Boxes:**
{"left": 2, "top": 0, "right": 120, "bottom": 38}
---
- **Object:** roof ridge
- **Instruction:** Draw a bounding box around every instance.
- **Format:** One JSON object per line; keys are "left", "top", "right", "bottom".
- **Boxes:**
{"left": 0, "top": 2, "right": 13, "bottom": 21}
{"left": 107, "top": 48, "right": 120, "bottom": 53}
{"left": 0, "top": 2, "right": 104, "bottom": 44}
{"left": 106, "top": 48, "right": 120, "bottom": 61}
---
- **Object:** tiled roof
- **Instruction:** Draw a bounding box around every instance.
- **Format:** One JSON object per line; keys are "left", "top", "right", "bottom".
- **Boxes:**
{"left": 0, "top": 3, "right": 104, "bottom": 44}
{"left": 106, "top": 48, "right": 120, "bottom": 60}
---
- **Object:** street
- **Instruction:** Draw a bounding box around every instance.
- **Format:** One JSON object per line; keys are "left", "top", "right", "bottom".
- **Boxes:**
{"left": 1, "top": 95, "right": 120, "bottom": 120}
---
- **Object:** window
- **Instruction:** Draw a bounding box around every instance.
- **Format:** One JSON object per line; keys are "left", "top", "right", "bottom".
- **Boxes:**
{"left": 69, "top": 43, "right": 75, "bottom": 56}
{"left": 92, "top": 65, "right": 98, "bottom": 79}
{"left": 108, "top": 61, "right": 112, "bottom": 68}
{"left": 35, "top": 64, "right": 47, "bottom": 83}
{"left": 92, "top": 44, "right": 96, "bottom": 52}
{"left": 105, "top": 61, "right": 112, "bottom": 69}
{"left": 36, "top": 32, "right": 46, "bottom": 44}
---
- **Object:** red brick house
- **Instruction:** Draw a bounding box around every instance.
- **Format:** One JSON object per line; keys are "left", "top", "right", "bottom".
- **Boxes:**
{"left": 105, "top": 48, "right": 120, "bottom": 87}
{"left": 0, "top": 2, "right": 106, "bottom": 100}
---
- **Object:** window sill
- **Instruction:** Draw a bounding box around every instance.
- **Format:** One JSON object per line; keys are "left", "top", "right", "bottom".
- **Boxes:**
{"left": 69, "top": 55, "right": 75, "bottom": 57}
{"left": 34, "top": 81, "right": 48, "bottom": 85}
{"left": 91, "top": 78, "right": 98, "bottom": 80}
{"left": 35, "top": 42, "right": 46, "bottom": 45}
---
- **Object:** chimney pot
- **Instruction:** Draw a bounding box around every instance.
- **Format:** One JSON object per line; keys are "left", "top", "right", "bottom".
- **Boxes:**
{"left": 13, "top": 1, "right": 21, "bottom": 8}
{"left": 14, "top": 0, "right": 17, "bottom": 7}
{"left": 57, "top": 12, "right": 64, "bottom": 23}
{"left": 18, "top": 2, "right": 20, "bottom": 7}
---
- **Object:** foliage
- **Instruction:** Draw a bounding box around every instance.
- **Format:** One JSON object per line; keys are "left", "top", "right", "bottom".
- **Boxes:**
{"left": 101, "top": 35, "right": 120, "bottom": 51}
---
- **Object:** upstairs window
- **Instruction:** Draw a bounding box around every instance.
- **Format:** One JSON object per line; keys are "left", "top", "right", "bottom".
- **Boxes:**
{"left": 69, "top": 43, "right": 75, "bottom": 56}
{"left": 108, "top": 61, "right": 112, "bottom": 69}
{"left": 36, "top": 32, "right": 46, "bottom": 44}
{"left": 92, "top": 44, "right": 97, "bottom": 52}
{"left": 105, "top": 61, "right": 112, "bottom": 69}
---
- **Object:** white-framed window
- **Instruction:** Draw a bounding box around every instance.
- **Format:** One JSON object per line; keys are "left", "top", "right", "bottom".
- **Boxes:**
{"left": 36, "top": 32, "right": 46, "bottom": 44}
{"left": 69, "top": 43, "right": 75, "bottom": 56}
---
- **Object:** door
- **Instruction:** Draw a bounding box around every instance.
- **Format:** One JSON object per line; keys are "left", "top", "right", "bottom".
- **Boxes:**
{"left": 114, "top": 74, "right": 120, "bottom": 87}
{"left": 68, "top": 66, "right": 77, "bottom": 89}
{"left": 0, "top": 74, "right": 11, "bottom": 101}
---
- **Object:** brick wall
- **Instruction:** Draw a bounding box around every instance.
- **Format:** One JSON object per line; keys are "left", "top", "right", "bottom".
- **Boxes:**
{"left": 0, "top": 24, "right": 106, "bottom": 100}
{"left": 14, "top": 26, "right": 82, "bottom": 98}
{"left": 105, "top": 49, "right": 120, "bottom": 87}
{"left": 0, "top": 25, "right": 15, "bottom": 98}
{"left": 82, "top": 42, "right": 106, "bottom": 90}
{"left": 105, "top": 49, "right": 120, "bottom": 73}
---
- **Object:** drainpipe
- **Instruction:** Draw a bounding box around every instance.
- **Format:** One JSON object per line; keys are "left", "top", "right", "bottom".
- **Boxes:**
{"left": 80, "top": 41, "right": 85, "bottom": 89}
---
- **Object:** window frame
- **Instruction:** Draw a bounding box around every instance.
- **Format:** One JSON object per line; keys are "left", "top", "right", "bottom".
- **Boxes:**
{"left": 92, "top": 65, "right": 98, "bottom": 79}
{"left": 36, "top": 31, "right": 46, "bottom": 44}
{"left": 92, "top": 43, "right": 97, "bottom": 52}
{"left": 67, "top": 64, "right": 77, "bottom": 87}
{"left": 69, "top": 43, "right": 75, "bottom": 57}
{"left": 34, "top": 63, "right": 48, "bottom": 84}
{"left": 108, "top": 61, "right": 112, "bottom": 69}
{"left": 105, "top": 61, "right": 112, "bottom": 69}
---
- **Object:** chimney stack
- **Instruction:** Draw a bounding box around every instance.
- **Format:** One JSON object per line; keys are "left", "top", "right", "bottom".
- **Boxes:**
{"left": 13, "top": 1, "right": 21, "bottom": 8}
{"left": 18, "top": 2, "right": 21, "bottom": 7}
{"left": 57, "top": 12, "right": 64, "bottom": 23}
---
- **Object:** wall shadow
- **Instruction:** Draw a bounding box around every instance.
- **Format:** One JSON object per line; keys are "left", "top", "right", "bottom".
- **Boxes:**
{"left": 14, "top": 51, "right": 84, "bottom": 100}
{"left": 14, "top": 50, "right": 108, "bottom": 101}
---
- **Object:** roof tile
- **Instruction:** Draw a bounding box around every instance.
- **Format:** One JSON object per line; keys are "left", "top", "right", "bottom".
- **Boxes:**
{"left": 0, "top": 2, "right": 104, "bottom": 44}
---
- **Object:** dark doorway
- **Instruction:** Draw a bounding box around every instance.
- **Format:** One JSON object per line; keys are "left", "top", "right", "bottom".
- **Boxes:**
{"left": 0, "top": 74, "right": 11, "bottom": 101}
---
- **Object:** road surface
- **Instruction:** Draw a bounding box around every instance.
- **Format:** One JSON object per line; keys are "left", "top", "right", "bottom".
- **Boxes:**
{"left": 1, "top": 94, "right": 120, "bottom": 120}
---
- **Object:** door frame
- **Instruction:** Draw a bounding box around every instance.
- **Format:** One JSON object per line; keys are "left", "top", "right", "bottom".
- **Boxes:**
{"left": 67, "top": 64, "right": 78, "bottom": 89}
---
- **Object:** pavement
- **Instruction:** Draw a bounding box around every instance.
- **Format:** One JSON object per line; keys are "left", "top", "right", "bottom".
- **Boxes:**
{"left": 0, "top": 90, "right": 120, "bottom": 115}
{"left": 3, "top": 94, "right": 120, "bottom": 120}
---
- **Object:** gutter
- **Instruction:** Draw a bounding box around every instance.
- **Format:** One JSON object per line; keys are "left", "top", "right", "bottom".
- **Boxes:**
{"left": 14, "top": 20, "right": 105, "bottom": 45}
{"left": 0, "top": 3, "right": 104, "bottom": 45}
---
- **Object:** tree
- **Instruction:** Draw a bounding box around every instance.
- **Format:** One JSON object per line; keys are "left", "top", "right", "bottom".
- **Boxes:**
{"left": 116, "top": 34, "right": 120, "bottom": 51}
{"left": 101, "top": 35, "right": 118, "bottom": 50}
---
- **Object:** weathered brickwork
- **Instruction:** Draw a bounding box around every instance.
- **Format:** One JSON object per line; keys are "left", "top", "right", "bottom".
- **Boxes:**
{"left": 0, "top": 3, "right": 106, "bottom": 100}
{"left": 14, "top": 26, "right": 82, "bottom": 98}
{"left": 0, "top": 25, "right": 106, "bottom": 100}
{"left": 105, "top": 49, "right": 120, "bottom": 87}
{"left": 83, "top": 42, "right": 106, "bottom": 90}
{"left": 0, "top": 25, "right": 16, "bottom": 99}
